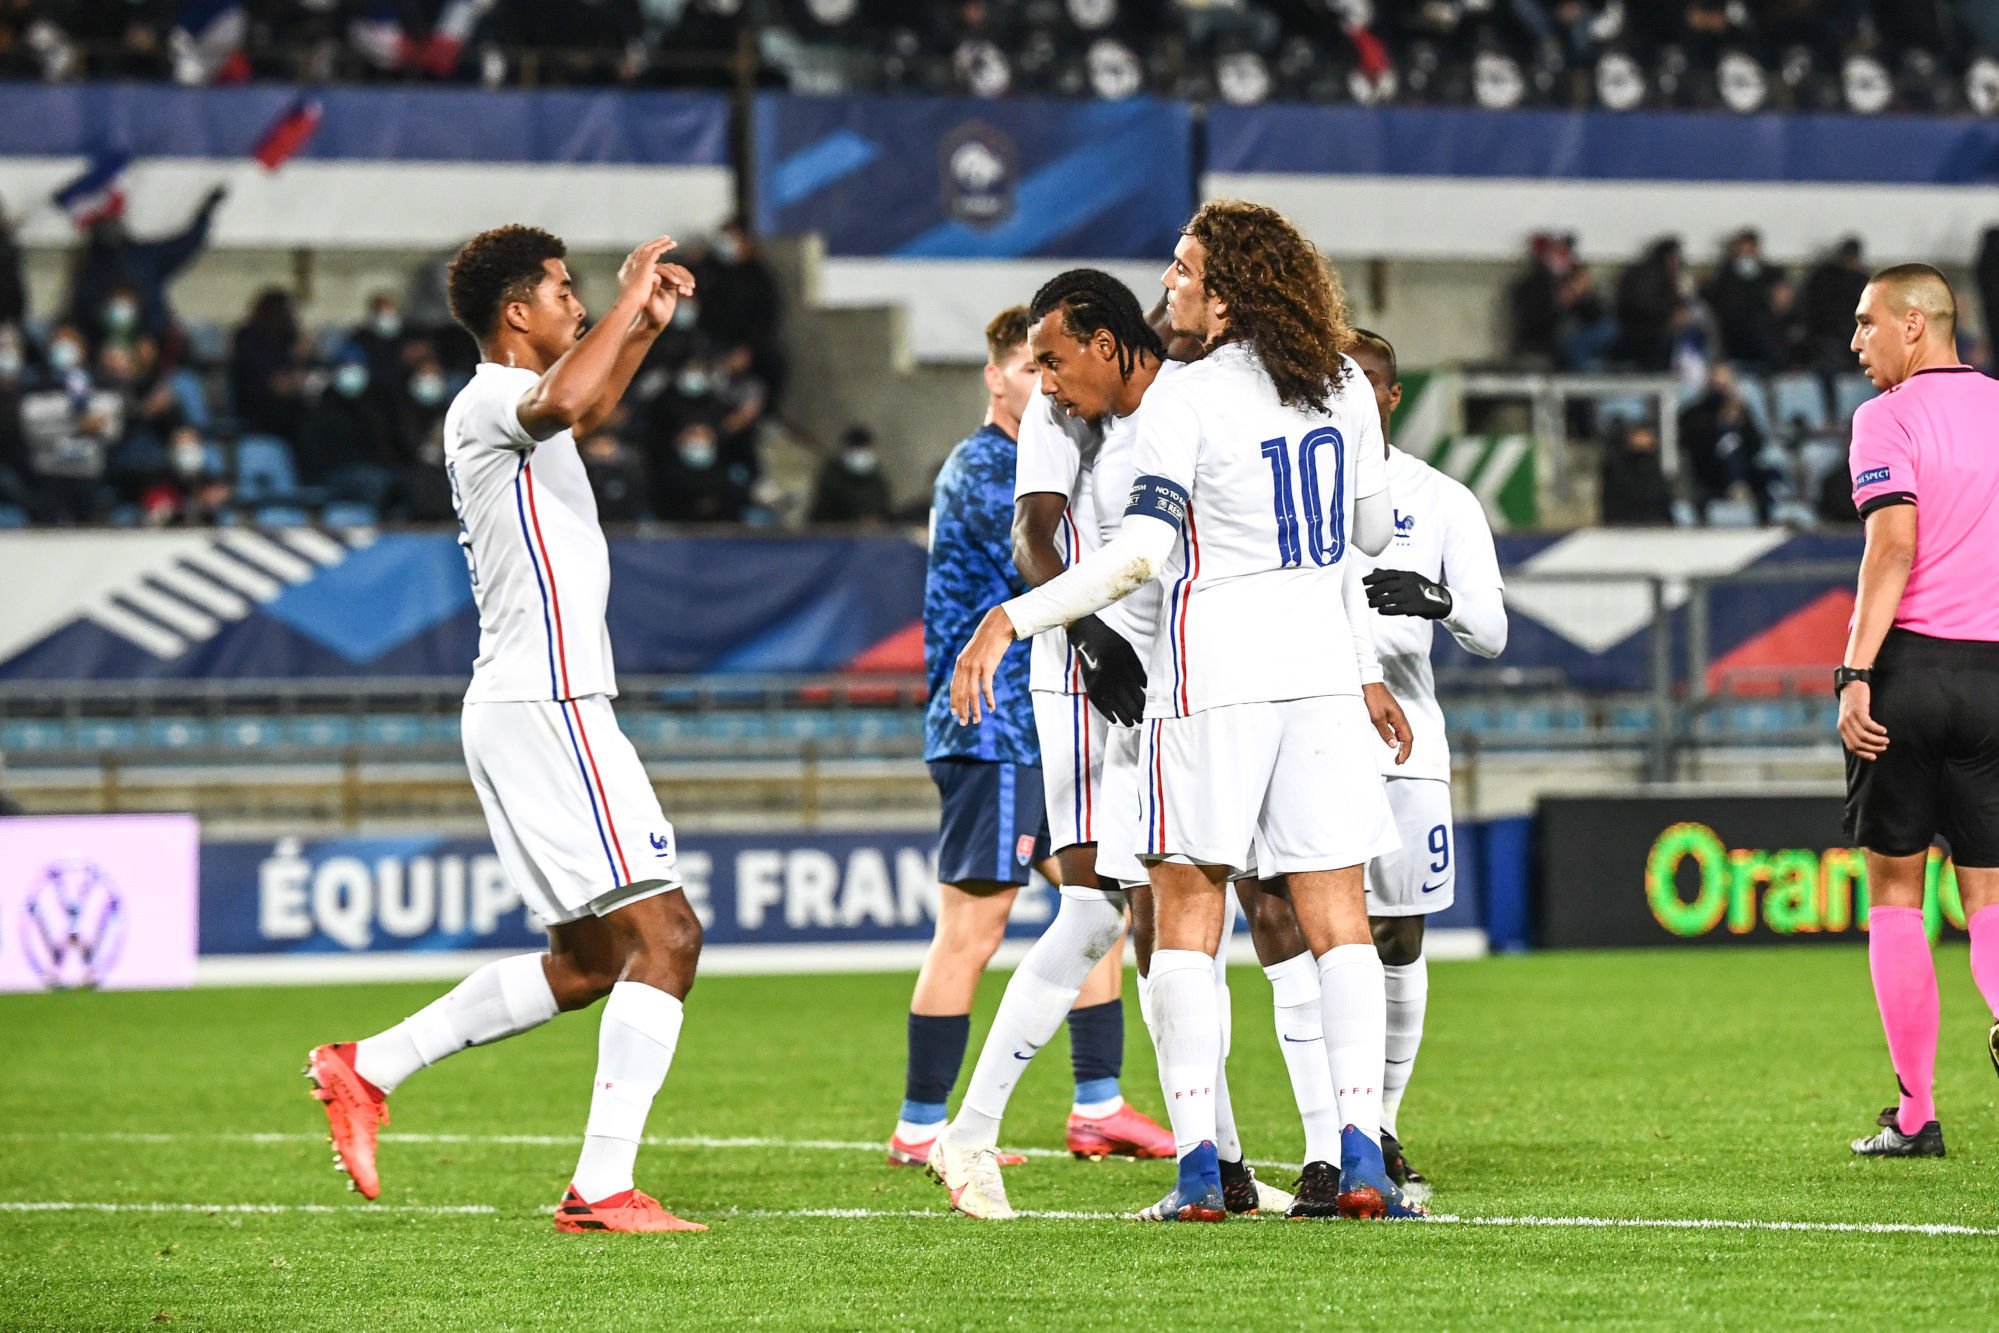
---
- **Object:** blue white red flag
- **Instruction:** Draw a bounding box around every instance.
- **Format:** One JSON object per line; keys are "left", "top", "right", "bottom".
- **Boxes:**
{"left": 253, "top": 95, "right": 325, "bottom": 171}
{"left": 52, "top": 151, "right": 133, "bottom": 229}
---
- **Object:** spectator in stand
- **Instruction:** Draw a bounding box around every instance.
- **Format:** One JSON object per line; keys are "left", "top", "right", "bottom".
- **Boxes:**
{"left": 0, "top": 325, "right": 29, "bottom": 510}
{"left": 1680, "top": 363, "right": 1775, "bottom": 525}
{"left": 66, "top": 185, "right": 226, "bottom": 356}
{"left": 1598, "top": 419, "right": 1676, "bottom": 526}
{"left": 1507, "top": 232, "right": 1568, "bottom": 366}
{"left": 229, "top": 288, "right": 309, "bottom": 442}
{"left": 19, "top": 325, "right": 120, "bottom": 523}
{"left": 808, "top": 425, "right": 895, "bottom": 526}
{"left": 1975, "top": 228, "right": 1999, "bottom": 368}
{"left": 650, "top": 352, "right": 723, "bottom": 444}
{"left": 296, "top": 345, "right": 401, "bottom": 509}
{"left": 1703, "top": 228, "right": 1790, "bottom": 371}
{"left": 1614, "top": 236, "right": 1685, "bottom": 372}
{"left": 1795, "top": 237, "right": 1870, "bottom": 374}
{"left": 139, "top": 425, "right": 232, "bottom": 527}
{"left": 1558, "top": 262, "right": 1619, "bottom": 371}
{"left": 652, "top": 420, "right": 748, "bottom": 524}
{"left": 98, "top": 336, "right": 188, "bottom": 504}
{"left": 579, "top": 413, "right": 648, "bottom": 524}
{"left": 1816, "top": 460, "right": 1861, "bottom": 525}
{"left": 694, "top": 219, "right": 786, "bottom": 410}
{"left": 0, "top": 198, "right": 24, "bottom": 331}
{"left": 394, "top": 345, "right": 451, "bottom": 459}
{"left": 350, "top": 291, "right": 416, "bottom": 405}
{"left": 711, "top": 343, "right": 770, "bottom": 485}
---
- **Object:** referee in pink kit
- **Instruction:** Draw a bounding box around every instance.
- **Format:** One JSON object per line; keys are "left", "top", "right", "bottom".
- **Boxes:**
{"left": 1838, "top": 264, "right": 1999, "bottom": 1158}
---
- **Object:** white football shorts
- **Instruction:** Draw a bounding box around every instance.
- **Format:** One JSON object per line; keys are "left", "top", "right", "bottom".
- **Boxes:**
{"left": 1032, "top": 690, "right": 1107, "bottom": 855}
{"left": 1135, "top": 695, "right": 1398, "bottom": 878}
{"left": 1364, "top": 776, "right": 1456, "bottom": 918}
{"left": 461, "top": 694, "right": 682, "bottom": 927}
{"left": 1092, "top": 720, "right": 1146, "bottom": 886}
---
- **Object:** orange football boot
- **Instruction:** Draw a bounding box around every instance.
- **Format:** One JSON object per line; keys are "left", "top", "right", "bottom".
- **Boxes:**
{"left": 887, "top": 1131, "right": 1025, "bottom": 1167}
{"left": 554, "top": 1185, "right": 708, "bottom": 1233}
{"left": 304, "top": 1042, "right": 388, "bottom": 1200}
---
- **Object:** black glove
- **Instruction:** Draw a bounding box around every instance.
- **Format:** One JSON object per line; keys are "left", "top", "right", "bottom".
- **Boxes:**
{"left": 1067, "top": 613, "right": 1147, "bottom": 726}
{"left": 1363, "top": 567, "right": 1453, "bottom": 620}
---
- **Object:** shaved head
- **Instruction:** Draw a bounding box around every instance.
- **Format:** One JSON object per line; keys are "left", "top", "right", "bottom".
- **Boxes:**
{"left": 1870, "top": 263, "right": 1956, "bottom": 339}
{"left": 1851, "top": 263, "right": 1962, "bottom": 389}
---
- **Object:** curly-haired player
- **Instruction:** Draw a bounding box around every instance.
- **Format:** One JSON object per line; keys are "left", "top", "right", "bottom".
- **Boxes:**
{"left": 953, "top": 200, "right": 1422, "bottom": 1221}
{"left": 305, "top": 225, "right": 710, "bottom": 1233}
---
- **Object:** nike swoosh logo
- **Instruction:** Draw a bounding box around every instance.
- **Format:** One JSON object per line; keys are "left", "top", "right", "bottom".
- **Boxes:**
{"left": 1074, "top": 645, "right": 1099, "bottom": 671}
{"left": 1280, "top": 1034, "right": 1320, "bottom": 1044}
{"left": 1420, "top": 880, "right": 1447, "bottom": 893}
{"left": 1012, "top": 1045, "right": 1042, "bottom": 1060}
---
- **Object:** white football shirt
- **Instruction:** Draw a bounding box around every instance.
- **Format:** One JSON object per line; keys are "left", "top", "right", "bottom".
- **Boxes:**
{"left": 1124, "top": 343, "right": 1386, "bottom": 717}
{"left": 1086, "top": 360, "right": 1187, "bottom": 659}
{"left": 446, "top": 363, "right": 618, "bottom": 704}
{"left": 1015, "top": 389, "right": 1099, "bottom": 695}
{"left": 1349, "top": 446, "right": 1505, "bottom": 780}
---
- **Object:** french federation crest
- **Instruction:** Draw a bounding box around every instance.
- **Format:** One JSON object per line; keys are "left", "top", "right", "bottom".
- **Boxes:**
{"left": 941, "top": 121, "right": 1017, "bottom": 230}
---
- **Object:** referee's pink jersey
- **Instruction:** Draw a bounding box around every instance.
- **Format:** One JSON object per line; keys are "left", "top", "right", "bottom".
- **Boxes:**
{"left": 1849, "top": 365, "right": 1999, "bottom": 642}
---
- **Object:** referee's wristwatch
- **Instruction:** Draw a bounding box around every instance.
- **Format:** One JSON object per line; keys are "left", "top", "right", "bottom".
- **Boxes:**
{"left": 1833, "top": 665, "right": 1873, "bottom": 694}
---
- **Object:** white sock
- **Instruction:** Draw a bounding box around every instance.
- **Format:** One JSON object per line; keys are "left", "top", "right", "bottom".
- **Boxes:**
{"left": 1136, "top": 969, "right": 1154, "bottom": 1031}
{"left": 1149, "top": 949, "right": 1220, "bottom": 1157}
{"left": 950, "top": 888, "right": 1125, "bottom": 1148}
{"left": 1318, "top": 943, "right": 1387, "bottom": 1147}
{"left": 571, "top": 982, "right": 684, "bottom": 1202}
{"left": 1211, "top": 944, "right": 1243, "bottom": 1162}
{"left": 1381, "top": 954, "right": 1428, "bottom": 1139}
{"left": 1265, "top": 951, "right": 1339, "bottom": 1164}
{"left": 353, "top": 953, "right": 557, "bottom": 1094}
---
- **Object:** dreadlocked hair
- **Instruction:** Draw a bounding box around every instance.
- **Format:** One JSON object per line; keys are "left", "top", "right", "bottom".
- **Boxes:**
{"left": 1028, "top": 268, "right": 1164, "bottom": 381}
{"left": 1182, "top": 200, "right": 1355, "bottom": 411}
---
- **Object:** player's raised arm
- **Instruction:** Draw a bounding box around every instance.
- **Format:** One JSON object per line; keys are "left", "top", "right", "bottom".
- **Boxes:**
{"left": 517, "top": 235, "right": 680, "bottom": 440}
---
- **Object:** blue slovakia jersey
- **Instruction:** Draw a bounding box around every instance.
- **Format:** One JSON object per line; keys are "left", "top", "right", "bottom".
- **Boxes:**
{"left": 923, "top": 423, "right": 1038, "bottom": 764}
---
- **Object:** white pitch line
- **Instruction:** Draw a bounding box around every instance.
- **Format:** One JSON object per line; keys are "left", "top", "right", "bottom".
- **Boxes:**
{"left": 0, "top": 1202, "right": 495, "bottom": 1215}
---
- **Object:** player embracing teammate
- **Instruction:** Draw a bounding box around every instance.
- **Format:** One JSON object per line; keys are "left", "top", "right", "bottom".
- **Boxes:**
{"left": 955, "top": 200, "right": 1424, "bottom": 1220}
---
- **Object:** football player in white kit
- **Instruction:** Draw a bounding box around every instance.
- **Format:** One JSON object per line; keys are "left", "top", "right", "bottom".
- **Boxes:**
{"left": 954, "top": 201, "right": 1422, "bottom": 1221}
{"left": 1349, "top": 329, "right": 1507, "bottom": 1199}
{"left": 306, "top": 226, "right": 708, "bottom": 1233}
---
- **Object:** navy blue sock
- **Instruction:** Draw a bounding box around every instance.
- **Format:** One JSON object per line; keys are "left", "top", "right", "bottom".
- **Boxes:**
{"left": 901, "top": 1012, "right": 970, "bottom": 1124}
{"left": 1066, "top": 998, "right": 1124, "bottom": 1104}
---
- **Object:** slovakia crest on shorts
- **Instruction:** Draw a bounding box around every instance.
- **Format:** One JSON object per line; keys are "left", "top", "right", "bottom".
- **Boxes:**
{"left": 941, "top": 121, "right": 1016, "bottom": 229}
{"left": 1016, "top": 834, "right": 1036, "bottom": 866}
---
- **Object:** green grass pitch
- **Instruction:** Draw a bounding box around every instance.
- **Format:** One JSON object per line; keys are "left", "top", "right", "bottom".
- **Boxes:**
{"left": 4, "top": 946, "right": 1997, "bottom": 1329}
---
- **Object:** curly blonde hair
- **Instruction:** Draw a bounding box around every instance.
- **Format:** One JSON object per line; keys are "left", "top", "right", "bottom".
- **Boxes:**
{"left": 1183, "top": 200, "right": 1354, "bottom": 411}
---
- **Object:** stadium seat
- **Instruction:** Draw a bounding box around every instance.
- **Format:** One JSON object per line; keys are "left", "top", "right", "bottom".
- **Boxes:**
{"left": 183, "top": 322, "right": 229, "bottom": 366}
{"left": 0, "top": 502, "right": 27, "bottom": 528}
{"left": 322, "top": 501, "right": 379, "bottom": 529}
{"left": 1734, "top": 375, "right": 1773, "bottom": 436}
{"left": 1767, "top": 374, "right": 1829, "bottom": 437}
{"left": 1831, "top": 374, "right": 1876, "bottom": 423}
{"left": 236, "top": 435, "right": 299, "bottom": 501}
{"left": 169, "top": 369, "right": 213, "bottom": 430}
{"left": 253, "top": 503, "right": 312, "bottom": 528}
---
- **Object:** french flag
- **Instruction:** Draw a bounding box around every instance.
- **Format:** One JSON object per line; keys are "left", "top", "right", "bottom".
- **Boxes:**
{"left": 253, "top": 95, "right": 324, "bottom": 171}
{"left": 52, "top": 151, "right": 133, "bottom": 229}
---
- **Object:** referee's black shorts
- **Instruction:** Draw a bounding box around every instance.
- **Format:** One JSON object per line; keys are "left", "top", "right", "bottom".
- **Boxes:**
{"left": 1844, "top": 628, "right": 1999, "bottom": 867}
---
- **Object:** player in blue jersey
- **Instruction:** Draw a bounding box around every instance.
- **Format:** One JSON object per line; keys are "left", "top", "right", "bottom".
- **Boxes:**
{"left": 887, "top": 305, "right": 1138, "bottom": 1168}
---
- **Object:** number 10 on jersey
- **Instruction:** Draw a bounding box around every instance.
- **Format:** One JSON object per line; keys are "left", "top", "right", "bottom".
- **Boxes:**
{"left": 1260, "top": 426, "right": 1347, "bottom": 567}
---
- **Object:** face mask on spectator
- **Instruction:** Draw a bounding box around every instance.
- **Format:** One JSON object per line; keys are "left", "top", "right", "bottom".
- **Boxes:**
{"left": 49, "top": 339, "right": 83, "bottom": 373}
{"left": 842, "top": 446, "right": 878, "bottom": 476}
{"left": 676, "top": 367, "right": 712, "bottom": 396}
{"left": 678, "top": 436, "right": 718, "bottom": 469}
{"left": 171, "top": 438, "right": 207, "bottom": 478}
{"left": 1733, "top": 256, "right": 1759, "bottom": 280}
{"left": 713, "top": 234, "right": 743, "bottom": 264}
{"left": 0, "top": 347, "right": 21, "bottom": 379}
{"left": 334, "top": 363, "right": 369, "bottom": 398}
{"left": 410, "top": 371, "right": 446, "bottom": 406}
{"left": 372, "top": 309, "right": 402, "bottom": 340}
{"left": 671, "top": 300, "right": 699, "bottom": 329}
{"left": 103, "top": 297, "right": 139, "bottom": 334}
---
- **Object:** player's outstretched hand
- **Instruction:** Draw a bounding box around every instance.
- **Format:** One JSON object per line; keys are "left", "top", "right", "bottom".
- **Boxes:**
{"left": 642, "top": 262, "right": 698, "bottom": 330}
{"left": 1364, "top": 682, "right": 1414, "bottom": 766}
{"left": 951, "top": 607, "right": 1018, "bottom": 726}
{"left": 1364, "top": 568, "right": 1454, "bottom": 620}
{"left": 617, "top": 236, "right": 680, "bottom": 300}
{"left": 1068, "top": 613, "right": 1147, "bottom": 726}
{"left": 1838, "top": 680, "right": 1889, "bottom": 760}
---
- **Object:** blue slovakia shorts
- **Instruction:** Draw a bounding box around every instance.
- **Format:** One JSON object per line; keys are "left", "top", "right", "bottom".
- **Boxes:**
{"left": 928, "top": 759, "right": 1051, "bottom": 887}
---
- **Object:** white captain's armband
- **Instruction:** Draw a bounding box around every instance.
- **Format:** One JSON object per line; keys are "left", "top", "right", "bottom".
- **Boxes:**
{"left": 1125, "top": 474, "right": 1189, "bottom": 528}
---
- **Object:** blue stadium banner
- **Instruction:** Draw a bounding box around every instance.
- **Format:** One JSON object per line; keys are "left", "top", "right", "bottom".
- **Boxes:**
{"left": 754, "top": 93, "right": 1194, "bottom": 258}
{"left": 0, "top": 530, "right": 926, "bottom": 683}
{"left": 198, "top": 831, "right": 1052, "bottom": 954}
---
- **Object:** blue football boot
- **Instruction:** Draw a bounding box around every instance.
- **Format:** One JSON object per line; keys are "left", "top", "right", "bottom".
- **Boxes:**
{"left": 1135, "top": 1141, "right": 1227, "bottom": 1222}
{"left": 1336, "top": 1125, "right": 1429, "bottom": 1219}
